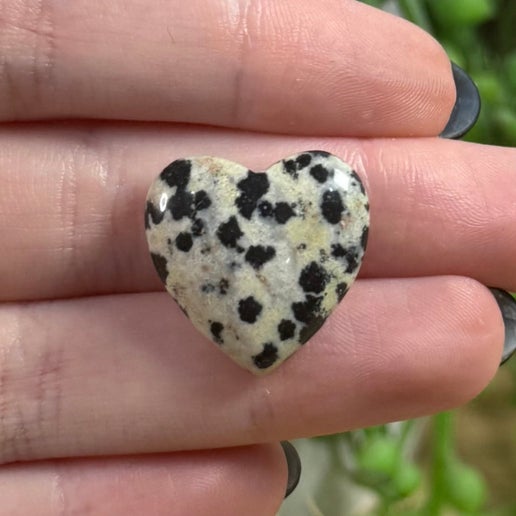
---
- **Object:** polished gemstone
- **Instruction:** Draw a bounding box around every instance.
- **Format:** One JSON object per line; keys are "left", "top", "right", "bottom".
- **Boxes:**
{"left": 145, "top": 151, "right": 369, "bottom": 374}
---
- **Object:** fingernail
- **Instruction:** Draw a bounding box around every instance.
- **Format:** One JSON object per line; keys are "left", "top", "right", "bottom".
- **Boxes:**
{"left": 281, "top": 441, "right": 301, "bottom": 498}
{"left": 440, "top": 62, "right": 481, "bottom": 140}
{"left": 489, "top": 288, "right": 516, "bottom": 365}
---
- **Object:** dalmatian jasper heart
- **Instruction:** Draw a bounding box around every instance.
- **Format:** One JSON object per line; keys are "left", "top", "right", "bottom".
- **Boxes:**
{"left": 145, "top": 151, "right": 369, "bottom": 375}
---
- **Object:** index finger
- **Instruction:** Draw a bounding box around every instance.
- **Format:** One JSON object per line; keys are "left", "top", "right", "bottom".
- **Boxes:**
{"left": 1, "top": 0, "right": 455, "bottom": 135}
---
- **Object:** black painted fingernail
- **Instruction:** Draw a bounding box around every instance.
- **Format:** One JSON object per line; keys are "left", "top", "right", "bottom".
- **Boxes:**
{"left": 489, "top": 288, "right": 516, "bottom": 365}
{"left": 281, "top": 441, "right": 301, "bottom": 498}
{"left": 440, "top": 62, "right": 481, "bottom": 140}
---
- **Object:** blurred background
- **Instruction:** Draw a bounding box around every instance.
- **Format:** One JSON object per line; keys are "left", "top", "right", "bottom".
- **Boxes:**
{"left": 280, "top": 1, "right": 516, "bottom": 514}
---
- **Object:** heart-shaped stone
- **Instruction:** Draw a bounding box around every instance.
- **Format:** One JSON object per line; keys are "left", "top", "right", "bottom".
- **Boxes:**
{"left": 145, "top": 151, "right": 369, "bottom": 375}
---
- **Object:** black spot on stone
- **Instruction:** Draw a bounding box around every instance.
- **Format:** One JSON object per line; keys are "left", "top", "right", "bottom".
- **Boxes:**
{"left": 168, "top": 189, "right": 194, "bottom": 220}
{"left": 150, "top": 253, "right": 168, "bottom": 284}
{"left": 283, "top": 159, "right": 298, "bottom": 179}
{"left": 238, "top": 296, "right": 263, "bottom": 323}
{"left": 299, "top": 261, "right": 330, "bottom": 294}
{"left": 285, "top": 153, "right": 322, "bottom": 179}
{"left": 292, "top": 295, "right": 323, "bottom": 324}
{"left": 216, "top": 216, "right": 243, "bottom": 249}
{"left": 361, "top": 226, "right": 369, "bottom": 250}
{"left": 297, "top": 243, "right": 307, "bottom": 250}
{"left": 253, "top": 343, "right": 279, "bottom": 369}
{"left": 350, "top": 170, "right": 366, "bottom": 195}
{"left": 194, "top": 190, "right": 211, "bottom": 211}
{"left": 175, "top": 232, "right": 193, "bottom": 252}
{"left": 299, "top": 316, "right": 326, "bottom": 344}
{"left": 336, "top": 282, "right": 348, "bottom": 301}
{"left": 236, "top": 246, "right": 245, "bottom": 254}
{"left": 191, "top": 218, "right": 204, "bottom": 237}
{"left": 236, "top": 171, "right": 270, "bottom": 219}
{"left": 219, "top": 278, "right": 229, "bottom": 295}
{"left": 296, "top": 153, "right": 312, "bottom": 169}
{"left": 278, "top": 319, "right": 296, "bottom": 341}
{"left": 210, "top": 321, "right": 224, "bottom": 344}
{"left": 200, "top": 246, "right": 211, "bottom": 255}
{"left": 201, "top": 283, "right": 215, "bottom": 293}
{"left": 310, "top": 164, "right": 329, "bottom": 183}
{"left": 145, "top": 201, "right": 165, "bottom": 228}
{"left": 331, "top": 244, "right": 360, "bottom": 273}
{"left": 321, "top": 190, "right": 345, "bottom": 224}
{"left": 331, "top": 243, "right": 346, "bottom": 258}
{"left": 258, "top": 200, "right": 274, "bottom": 218}
{"left": 274, "top": 202, "right": 295, "bottom": 224}
{"left": 308, "top": 150, "right": 331, "bottom": 158}
{"left": 344, "top": 249, "right": 360, "bottom": 273}
{"left": 319, "top": 249, "right": 329, "bottom": 262}
{"left": 245, "top": 245, "right": 276, "bottom": 270}
{"left": 160, "top": 159, "right": 191, "bottom": 188}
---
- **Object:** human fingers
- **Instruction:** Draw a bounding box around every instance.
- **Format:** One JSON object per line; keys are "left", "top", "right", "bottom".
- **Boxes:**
{"left": 0, "top": 277, "right": 503, "bottom": 464}
{"left": 0, "top": 445, "right": 287, "bottom": 516}
{"left": 0, "top": 0, "right": 454, "bottom": 135}
{"left": 0, "top": 124, "right": 515, "bottom": 302}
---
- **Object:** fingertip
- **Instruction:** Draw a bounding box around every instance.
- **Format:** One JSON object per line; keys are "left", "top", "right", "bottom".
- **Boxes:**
{"left": 428, "top": 277, "right": 504, "bottom": 408}
{"left": 380, "top": 14, "right": 457, "bottom": 137}
{"left": 342, "top": 277, "right": 505, "bottom": 421}
{"left": 325, "top": 1, "right": 457, "bottom": 137}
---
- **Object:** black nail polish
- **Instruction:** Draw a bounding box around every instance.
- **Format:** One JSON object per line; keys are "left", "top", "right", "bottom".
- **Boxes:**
{"left": 440, "top": 62, "right": 481, "bottom": 140}
{"left": 281, "top": 441, "right": 301, "bottom": 498}
{"left": 489, "top": 288, "right": 516, "bottom": 365}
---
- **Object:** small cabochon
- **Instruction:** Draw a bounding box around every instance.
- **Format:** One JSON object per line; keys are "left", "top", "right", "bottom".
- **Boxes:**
{"left": 145, "top": 151, "right": 369, "bottom": 374}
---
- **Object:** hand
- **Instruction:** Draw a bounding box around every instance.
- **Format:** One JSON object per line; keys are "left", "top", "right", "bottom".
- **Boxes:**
{"left": 1, "top": 1, "right": 514, "bottom": 514}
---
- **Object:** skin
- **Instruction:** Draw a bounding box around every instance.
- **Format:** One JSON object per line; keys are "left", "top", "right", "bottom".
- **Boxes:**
{"left": 0, "top": 0, "right": 513, "bottom": 513}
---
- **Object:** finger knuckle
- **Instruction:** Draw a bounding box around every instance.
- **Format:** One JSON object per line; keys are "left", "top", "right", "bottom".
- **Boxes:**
{"left": 0, "top": 0, "right": 57, "bottom": 118}
{"left": 0, "top": 306, "right": 64, "bottom": 463}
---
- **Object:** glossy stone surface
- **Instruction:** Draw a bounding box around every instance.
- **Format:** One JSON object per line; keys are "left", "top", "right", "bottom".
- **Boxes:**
{"left": 145, "top": 151, "right": 369, "bottom": 374}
